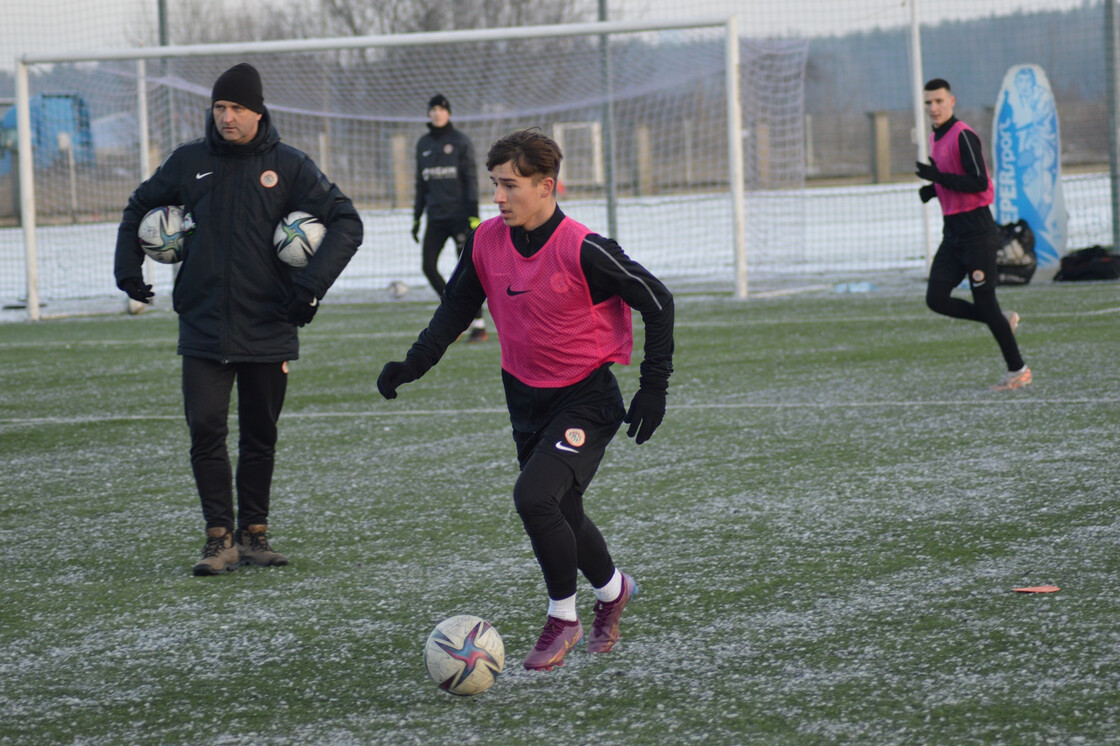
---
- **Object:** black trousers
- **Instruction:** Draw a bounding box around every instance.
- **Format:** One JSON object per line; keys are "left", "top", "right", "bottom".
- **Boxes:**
{"left": 181, "top": 356, "right": 288, "bottom": 530}
{"left": 421, "top": 217, "right": 469, "bottom": 298}
{"left": 510, "top": 371, "right": 625, "bottom": 600}
{"left": 925, "top": 230, "right": 1024, "bottom": 371}
{"left": 421, "top": 218, "right": 483, "bottom": 322}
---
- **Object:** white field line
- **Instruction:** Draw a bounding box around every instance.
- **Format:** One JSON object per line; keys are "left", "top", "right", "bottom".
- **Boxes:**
{"left": 3, "top": 397, "right": 1117, "bottom": 427}
{"left": 2, "top": 305, "right": 1117, "bottom": 348}
{"left": 0, "top": 331, "right": 415, "bottom": 349}
{"left": 675, "top": 306, "right": 1120, "bottom": 328}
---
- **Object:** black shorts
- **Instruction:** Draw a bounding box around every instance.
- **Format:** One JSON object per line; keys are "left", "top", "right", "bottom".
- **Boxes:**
{"left": 511, "top": 372, "right": 625, "bottom": 493}
{"left": 929, "top": 229, "right": 1001, "bottom": 291}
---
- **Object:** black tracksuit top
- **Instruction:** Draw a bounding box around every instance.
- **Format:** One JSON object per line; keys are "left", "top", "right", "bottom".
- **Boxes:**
{"left": 413, "top": 123, "right": 479, "bottom": 223}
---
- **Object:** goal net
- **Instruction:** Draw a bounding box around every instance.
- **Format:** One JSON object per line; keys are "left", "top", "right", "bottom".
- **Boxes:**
{"left": 2, "top": 19, "right": 810, "bottom": 318}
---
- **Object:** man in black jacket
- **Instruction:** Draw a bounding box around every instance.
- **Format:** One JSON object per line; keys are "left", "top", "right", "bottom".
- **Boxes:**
{"left": 115, "top": 63, "right": 363, "bottom": 575}
{"left": 412, "top": 94, "right": 486, "bottom": 341}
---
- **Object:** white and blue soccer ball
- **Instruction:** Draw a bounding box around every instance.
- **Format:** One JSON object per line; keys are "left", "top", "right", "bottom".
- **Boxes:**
{"left": 273, "top": 211, "right": 325, "bottom": 268}
{"left": 423, "top": 614, "right": 505, "bottom": 696}
{"left": 138, "top": 205, "right": 192, "bottom": 264}
{"left": 388, "top": 280, "right": 409, "bottom": 299}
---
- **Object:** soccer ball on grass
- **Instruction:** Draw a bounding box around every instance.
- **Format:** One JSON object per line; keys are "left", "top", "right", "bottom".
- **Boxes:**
{"left": 423, "top": 614, "right": 504, "bottom": 696}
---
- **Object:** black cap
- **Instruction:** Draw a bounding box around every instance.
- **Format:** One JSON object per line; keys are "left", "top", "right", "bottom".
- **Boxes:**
{"left": 428, "top": 93, "right": 451, "bottom": 113}
{"left": 212, "top": 63, "right": 264, "bottom": 113}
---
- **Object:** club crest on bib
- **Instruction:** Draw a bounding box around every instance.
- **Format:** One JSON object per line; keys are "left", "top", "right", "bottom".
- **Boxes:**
{"left": 550, "top": 272, "right": 571, "bottom": 294}
{"left": 564, "top": 428, "right": 586, "bottom": 448}
{"left": 972, "top": 269, "right": 986, "bottom": 284}
{"left": 260, "top": 170, "right": 278, "bottom": 188}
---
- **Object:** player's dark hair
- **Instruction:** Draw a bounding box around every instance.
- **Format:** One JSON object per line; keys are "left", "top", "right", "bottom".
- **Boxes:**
{"left": 924, "top": 78, "right": 951, "bottom": 93}
{"left": 486, "top": 128, "right": 562, "bottom": 182}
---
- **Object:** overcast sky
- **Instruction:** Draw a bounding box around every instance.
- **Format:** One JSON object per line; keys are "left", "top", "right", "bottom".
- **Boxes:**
{"left": 1, "top": 0, "right": 1088, "bottom": 74}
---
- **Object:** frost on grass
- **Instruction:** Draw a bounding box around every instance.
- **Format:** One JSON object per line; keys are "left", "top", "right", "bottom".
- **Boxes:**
{"left": 5, "top": 287, "right": 1120, "bottom": 744}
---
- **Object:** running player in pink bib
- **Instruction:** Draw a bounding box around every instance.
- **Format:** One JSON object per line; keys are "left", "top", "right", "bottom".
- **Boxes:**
{"left": 917, "top": 78, "right": 1031, "bottom": 391}
{"left": 378, "top": 129, "right": 674, "bottom": 670}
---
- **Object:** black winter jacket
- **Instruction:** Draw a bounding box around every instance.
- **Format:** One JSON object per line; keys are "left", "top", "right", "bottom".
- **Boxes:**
{"left": 115, "top": 108, "right": 362, "bottom": 363}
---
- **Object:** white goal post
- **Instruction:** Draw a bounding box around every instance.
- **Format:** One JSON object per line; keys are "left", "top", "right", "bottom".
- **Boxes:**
{"left": 10, "top": 17, "right": 762, "bottom": 320}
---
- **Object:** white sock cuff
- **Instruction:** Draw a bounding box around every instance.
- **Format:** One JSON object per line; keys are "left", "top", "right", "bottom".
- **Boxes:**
{"left": 594, "top": 569, "right": 623, "bottom": 603}
{"left": 548, "top": 594, "right": 578, "bottom": 621}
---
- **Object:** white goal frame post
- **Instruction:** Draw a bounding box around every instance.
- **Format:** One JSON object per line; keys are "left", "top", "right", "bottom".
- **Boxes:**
{"left": 13, "top": 17, "right": 748, "bottom": 321}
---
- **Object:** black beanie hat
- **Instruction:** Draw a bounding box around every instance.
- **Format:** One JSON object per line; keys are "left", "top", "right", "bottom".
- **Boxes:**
{"left": 212, "top": 63, "right": 264, "bottom": 113}
{"left": 428, "top": 93, "right": 451, "bottom": 113}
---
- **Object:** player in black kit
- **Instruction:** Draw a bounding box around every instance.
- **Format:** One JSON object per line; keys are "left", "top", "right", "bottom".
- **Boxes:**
{"left": 412, "top": 93, "right": 486, "bottom": 341}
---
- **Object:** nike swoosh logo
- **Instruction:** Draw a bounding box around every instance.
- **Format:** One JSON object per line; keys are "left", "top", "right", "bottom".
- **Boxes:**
{"left": 506, "top": 286, "right": 530, "bottom": 296}
{"left": 422, "top": 150, "right": 432, "bottom": 156}
{"left": 195, "top": 171, "right": 212, "bottom": 180}
{"left": 555, "top": 441, "right": 579, "bottom": 454}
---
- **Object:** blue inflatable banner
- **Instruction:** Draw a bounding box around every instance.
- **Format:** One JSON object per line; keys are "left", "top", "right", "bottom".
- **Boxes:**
{"left": 991, "top": 64, "right": 1067, "bottom": 266}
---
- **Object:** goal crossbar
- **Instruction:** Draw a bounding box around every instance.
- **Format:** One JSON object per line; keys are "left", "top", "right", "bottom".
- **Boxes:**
{"left": 17, "top": 17, "right": 735, "bottom": 66}
{"left": 14, "top": 17, "right": 748, "bottom": 320}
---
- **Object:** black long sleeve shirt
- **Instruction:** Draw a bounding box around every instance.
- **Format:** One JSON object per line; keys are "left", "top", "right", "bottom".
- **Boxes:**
{"left": 402, "top": 206, "right": 674, "bottom": 431}
{"left": 933, "top": 116, "right": 998, "bottom": 240}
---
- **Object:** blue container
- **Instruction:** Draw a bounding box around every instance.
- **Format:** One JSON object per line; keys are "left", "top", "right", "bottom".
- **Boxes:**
{"left": 0, "top": 93, "right": 95, "bottom": 176}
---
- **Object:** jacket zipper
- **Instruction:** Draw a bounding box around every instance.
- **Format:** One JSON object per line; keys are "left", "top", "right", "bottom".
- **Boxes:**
{"left": 221, "top": 158, "right": 236, "bottom": 361}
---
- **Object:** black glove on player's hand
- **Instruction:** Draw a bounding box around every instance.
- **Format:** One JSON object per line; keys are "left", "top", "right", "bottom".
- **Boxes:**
{"left": 915, "top": 157, "right": 943, "bottom": 184}
{"left": 286, "top": 286, "right": 319, "bottom": 327}
{"left": 624, "top": 388, "right": 666, "bottom": 445}
{"left": 377, "top": 360, "right": 422, "bottom": 400}
{"left": 411, "top": 219, "right": 421, "bottom": 244}
{"left": 120, "top": 277, "right": 154, "bottom": 304}
{"left": 919, "top": 184, "right": 937, "bottom": 203}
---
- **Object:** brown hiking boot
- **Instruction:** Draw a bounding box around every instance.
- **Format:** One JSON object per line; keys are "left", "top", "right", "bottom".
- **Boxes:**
{"left": 192, "top": 527, "right": 239, "bottom": 576}
{"left": 235, "top": 524, "right": 289, "bottom": 567}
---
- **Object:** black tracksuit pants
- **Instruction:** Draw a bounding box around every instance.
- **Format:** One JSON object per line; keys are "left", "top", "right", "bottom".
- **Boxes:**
{"left": 421, "top": 217, "right": 483, "bottom": 321}
{"left": 421, "top": 217, "right": 469, "bottom": 298}
{"left": 509, "top": 365, "right": 625, "bottom": 600}
{"left": 925, "top": 228, "right": 1025, "bottom": 372}
{"left": 181, "top": 356, "right": 287, "bottom": 531}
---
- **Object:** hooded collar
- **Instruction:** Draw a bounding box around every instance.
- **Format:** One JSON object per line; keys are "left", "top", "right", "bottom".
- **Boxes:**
{"left": 205, "top": 106, "right": 279, "bottom": 156}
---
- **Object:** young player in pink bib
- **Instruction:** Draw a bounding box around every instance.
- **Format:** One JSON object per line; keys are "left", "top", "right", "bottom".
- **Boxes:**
{"left": 378, "top": 129, "right": 674, "bottom": 670}
{"left": 917, "top": 78, "right": 1031, "bottom": 391}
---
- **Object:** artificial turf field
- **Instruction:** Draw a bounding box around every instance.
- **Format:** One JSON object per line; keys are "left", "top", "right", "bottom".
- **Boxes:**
{"left": 1, "top": 280, "right": 1118, "bottom": 745}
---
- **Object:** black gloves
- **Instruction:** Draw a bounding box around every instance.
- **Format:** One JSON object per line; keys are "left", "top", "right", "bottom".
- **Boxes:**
{"left": 120, "top": 277, "right": 154, "bottom": 304}
{"left": 915, "top": 157, "right": 943, "bottom": 184}
{"left": 624, "top": 388, "right": 666, "bottom": 445}
{"left": 917, "top": 158, "right": 942, "bottom": 203}
{"left": 411, "top": 218, "right": 421, "bottom": 244}
{"left": 286, "top": 286, "right": 319, "bottom": 327}
{"left": 377, "top": 360, "right": 422, "bottom": 400}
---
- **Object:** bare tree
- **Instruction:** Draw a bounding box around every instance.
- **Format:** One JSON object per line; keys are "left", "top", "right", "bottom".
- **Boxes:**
{"left": 132, "top": 0, "right": 600, "bottom": 46}
{"left": 312, "top": 0, "right": 594, "bottom": 37}
{"left": 135, "top": 0, "right": 594, "bottom": 46}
